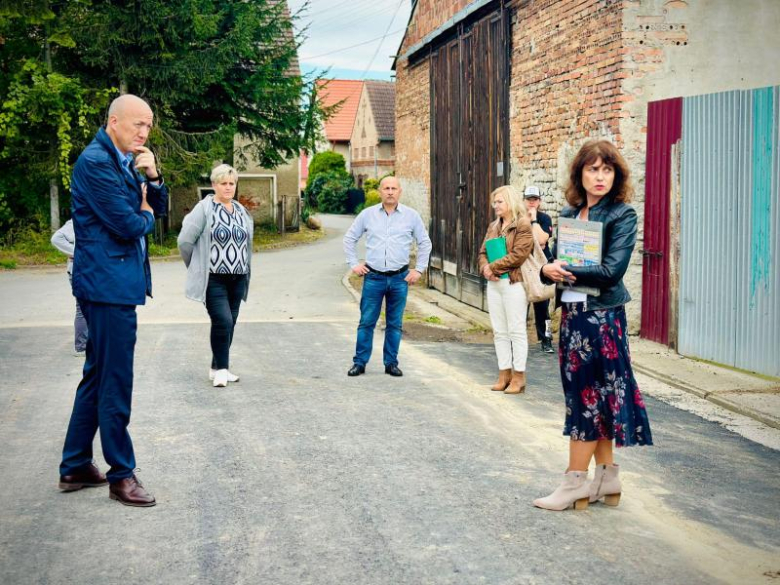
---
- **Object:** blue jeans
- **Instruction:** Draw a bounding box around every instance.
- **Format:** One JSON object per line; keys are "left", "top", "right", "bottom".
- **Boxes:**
{"left": 354, "top": 271, "right": 409, "bottom": 367}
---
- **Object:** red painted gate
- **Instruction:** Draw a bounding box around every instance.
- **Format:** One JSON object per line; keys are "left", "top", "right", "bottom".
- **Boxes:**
{"left": 641, "top": 98, "right": 682, "bottom": 344}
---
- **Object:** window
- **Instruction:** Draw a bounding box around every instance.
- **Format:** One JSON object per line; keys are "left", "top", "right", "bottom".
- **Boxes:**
{"left": 369, "top": 146, "right": 375, "bottom": 159}
{"left": 361, "top": 147, "right": 367, "bottom": 159}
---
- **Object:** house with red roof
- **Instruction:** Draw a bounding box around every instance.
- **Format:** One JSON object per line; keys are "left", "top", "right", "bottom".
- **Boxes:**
{"left": 350, "top": 81, "right": 396, "bottom": 188}
{"left": 314, "top": 79, "right": 364, "bottom": 171}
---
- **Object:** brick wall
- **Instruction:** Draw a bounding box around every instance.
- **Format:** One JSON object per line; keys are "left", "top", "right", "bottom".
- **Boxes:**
{"left": 507, "top": 0, "right": 646, "bottom": 329}
{"left": 508, "top": 0, "right": 624, "bottom": 203}
{"left": 395, "top": 57, "right": 431, "bottom": 224}
{"left": 403, "top": 0, "right": 473, "bottom": 49}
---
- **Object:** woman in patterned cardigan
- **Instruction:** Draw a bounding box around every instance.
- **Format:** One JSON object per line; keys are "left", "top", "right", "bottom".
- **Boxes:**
{"left": 178, "top": 164, "right": 254, "bottom": 388}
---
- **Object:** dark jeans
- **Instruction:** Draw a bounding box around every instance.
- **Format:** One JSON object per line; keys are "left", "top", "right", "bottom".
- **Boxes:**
{"left": 61, "top": 300, "right": 137, "bottom": 483}
{"left": 68, "top": 272, "right": 88, "bottom": 352}
{"left": 205, "top": 273, "right": 248, "bottom": 370}
{"left": 353, "top": 270, "right": 409, "bottom": 367}
{"left": 533, "top": 298, "right": 552, "bottom": 342}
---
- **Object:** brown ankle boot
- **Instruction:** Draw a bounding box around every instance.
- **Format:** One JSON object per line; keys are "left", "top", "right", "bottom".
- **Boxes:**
{"left": 504, "top": 371, "right": 526, "bottom": 394}
{"left": 491, "top": 369, "right": 512, "bottom": 391}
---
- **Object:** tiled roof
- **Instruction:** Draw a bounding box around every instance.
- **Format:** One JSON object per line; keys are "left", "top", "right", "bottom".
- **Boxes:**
{"left": 364, "top": 81, "right": 396, "bottom": 142}
{"left": 316, "top": 79, "right": 364, "bottom": 142}
{"left": 271, "top": 0, "right": 301, "bottom": 77}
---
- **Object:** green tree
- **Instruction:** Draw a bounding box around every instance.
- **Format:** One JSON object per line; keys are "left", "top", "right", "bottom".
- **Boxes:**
{"left": 0, "top": 1, "right": 112, "bottom": 232}
{"left": 306, "top": 151, "right": 348, "bottom": 189}
{"left": 65, "top": 0, "right": 323, "bottom": 183}
{"left": 0, "top": 0, "right": 332, "bottom": 231}
{"left": 315, "top": 172, "right": 353, "bottom": 214}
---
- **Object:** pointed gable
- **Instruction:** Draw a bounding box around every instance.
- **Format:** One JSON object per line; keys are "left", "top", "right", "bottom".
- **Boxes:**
{"left": 364, "top": 81, "right": 396, "bottom": 142}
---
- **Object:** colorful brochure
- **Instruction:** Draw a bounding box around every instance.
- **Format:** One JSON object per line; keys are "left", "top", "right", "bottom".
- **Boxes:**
{"left": 556, "top": 217, "right": 603, "bottom": 296}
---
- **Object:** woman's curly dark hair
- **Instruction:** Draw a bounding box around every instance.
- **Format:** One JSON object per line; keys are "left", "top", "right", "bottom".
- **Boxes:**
{"left": 565, "top": 140, "right": 633, "bottom": 207}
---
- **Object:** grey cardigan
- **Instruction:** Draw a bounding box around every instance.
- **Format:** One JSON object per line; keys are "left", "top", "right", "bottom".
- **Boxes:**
{"left": 177, "top": 196, "right": 254, "bottom": 303}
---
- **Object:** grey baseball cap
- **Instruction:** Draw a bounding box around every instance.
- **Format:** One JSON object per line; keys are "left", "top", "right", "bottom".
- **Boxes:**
{"left": 523, "top": 186, "right": 541, "bottom": 199}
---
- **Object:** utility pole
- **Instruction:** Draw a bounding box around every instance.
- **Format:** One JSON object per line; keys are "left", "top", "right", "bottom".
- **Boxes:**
{"left": 45, "top": 36, "right": 60, "bottom": 232}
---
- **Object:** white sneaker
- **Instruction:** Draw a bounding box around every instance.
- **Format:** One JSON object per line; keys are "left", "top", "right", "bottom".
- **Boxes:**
{"left": 212, "top": 369, "right": 229, "bottom": 388}
{"left": 209, "top": 368, "right": 239, "bottom": 382}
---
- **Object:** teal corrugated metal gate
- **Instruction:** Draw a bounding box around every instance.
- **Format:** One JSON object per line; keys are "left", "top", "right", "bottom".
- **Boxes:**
{"left": 678, "top": 86, "right": 780, "bottom": 377}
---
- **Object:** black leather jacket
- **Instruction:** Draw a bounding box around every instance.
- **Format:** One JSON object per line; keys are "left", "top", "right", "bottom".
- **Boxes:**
{"left": 544, "top": 197, "right": 637, "bottom": 311}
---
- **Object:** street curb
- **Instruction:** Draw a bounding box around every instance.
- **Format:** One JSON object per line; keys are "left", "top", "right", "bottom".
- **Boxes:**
{"left": 342, "top": 271, "right": 361, "bottom": 304}
{"left": 341, "top": 274, "right": 779, "bottom": 431}
{"left": 632, "top": 362, "right": 780, "bottom": 431}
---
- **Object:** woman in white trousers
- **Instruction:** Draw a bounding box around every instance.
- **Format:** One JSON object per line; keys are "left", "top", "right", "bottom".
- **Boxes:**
{"left": 477, "top": 185, "right": 534, "bottom": 394}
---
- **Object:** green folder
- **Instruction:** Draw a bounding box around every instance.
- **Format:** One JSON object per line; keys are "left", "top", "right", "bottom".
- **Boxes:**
{"left": 485, "top": 237, "right": 509, "bottom": 279}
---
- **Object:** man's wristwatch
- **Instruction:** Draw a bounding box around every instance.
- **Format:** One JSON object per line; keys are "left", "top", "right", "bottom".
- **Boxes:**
{"left": 147, "top": 172, "right": 162, "bottom": 183}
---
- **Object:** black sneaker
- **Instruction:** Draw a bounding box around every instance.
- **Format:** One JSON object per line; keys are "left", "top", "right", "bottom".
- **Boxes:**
{"left": 541, "top": 339, "right": 555, "bottom": 353}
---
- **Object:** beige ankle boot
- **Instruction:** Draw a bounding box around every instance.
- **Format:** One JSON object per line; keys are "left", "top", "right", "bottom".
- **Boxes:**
{"left": 533, "top": 471, "right": 591, "bottom": 511}
{"left": 491, "top": 369, "right": 512, "bottom": 391}
{"left": 504, "top": 371, "right": 526, "bottom": 394}
{"left": 589, "top": 464, "right": 621, "bottom": 505}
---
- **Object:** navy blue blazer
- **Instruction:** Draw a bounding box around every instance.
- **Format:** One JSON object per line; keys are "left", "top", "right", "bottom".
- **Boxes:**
{"left": 71, "top": 127, "right": 168, "bottom": 306}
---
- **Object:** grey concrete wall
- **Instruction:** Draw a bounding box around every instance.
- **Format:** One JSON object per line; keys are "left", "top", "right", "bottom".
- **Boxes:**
{"left": 618, "top": 0, "right": 780, "bottom": 331}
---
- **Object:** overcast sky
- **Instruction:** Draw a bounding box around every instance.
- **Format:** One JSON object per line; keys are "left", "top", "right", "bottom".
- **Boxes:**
{"left": 287, "top": 0, "right": 413, "bottom": 81}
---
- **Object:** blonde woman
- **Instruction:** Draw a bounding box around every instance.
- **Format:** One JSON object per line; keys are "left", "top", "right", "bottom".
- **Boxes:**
{"left": 477, "top": 185, "right": 534, "bottom": 394}
{"left": 178, "top": 164, "right": 254, "bottom": 388}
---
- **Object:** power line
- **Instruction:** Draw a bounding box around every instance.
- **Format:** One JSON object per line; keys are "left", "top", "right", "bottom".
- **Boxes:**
{"left": 358, "top": 0, "right": 405, "bottom": 79}
{"left": 300, "top": 27, "right": 405, "bottom": 61}
{"left": 301, "top": 1, "right": 397, "bottom": 32}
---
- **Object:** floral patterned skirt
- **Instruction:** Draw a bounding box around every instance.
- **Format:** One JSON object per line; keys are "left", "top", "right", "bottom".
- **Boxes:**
{"left": 559, "top": 303, "right": 653, "bottom": 447}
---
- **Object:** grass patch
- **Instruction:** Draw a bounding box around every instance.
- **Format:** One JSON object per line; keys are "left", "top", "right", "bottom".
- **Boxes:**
{"left": 0, "top": 221, "right": 326, "bottom": 269}
{"left": 148, "top": 233, "right": 179, "bottom": 257}
{"left": 253, "top": 224, "right": 326, "bottom": 251}
{"left": 424, "top": 315, "right": 443, "bottom": 325}
{"left": 0, "top": 224, "right": 65, "bottom": 268}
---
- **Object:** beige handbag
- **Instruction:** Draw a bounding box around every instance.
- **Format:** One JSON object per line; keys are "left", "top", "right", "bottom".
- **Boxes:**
{"left": 521, "top": 239, "right": 556, "bottom": 303}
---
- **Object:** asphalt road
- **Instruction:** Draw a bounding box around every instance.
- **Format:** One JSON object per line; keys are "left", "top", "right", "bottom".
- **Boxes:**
{"left": 0, "top": 215, "right": 778, "bottom": 585}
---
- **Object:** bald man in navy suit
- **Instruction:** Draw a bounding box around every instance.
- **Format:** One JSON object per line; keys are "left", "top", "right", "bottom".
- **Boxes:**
{"left": 58, "top": 94, "right": 167, "bottom": 507}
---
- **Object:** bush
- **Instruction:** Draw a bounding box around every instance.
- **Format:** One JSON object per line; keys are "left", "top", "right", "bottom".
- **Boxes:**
{"left": 305, "top": 171, "right": 353, "bottom": 213}
{"left": 317, "top": 173, "right": 353, "bottom": 214}
{"left": 304, "top": 173, "right": 329, "bottom": 208}
{"left": 362, "top": 178, "right": 380, "bottom": 192}
{"left": 354, "top": 188, "right": 381, "bottom": 214}
{"left": 301, "top": 200, "right": 312, "bottom": 224}
{"left": 306, "top": 151, "right": 348, "bottom": 190}
{"left": 364, "top": 188, "right": 381, "bottom": 207}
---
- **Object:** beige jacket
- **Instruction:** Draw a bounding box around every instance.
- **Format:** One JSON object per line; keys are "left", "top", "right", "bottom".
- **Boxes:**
{"left": 477, "top": 216, "right": 534, "bottom": 284}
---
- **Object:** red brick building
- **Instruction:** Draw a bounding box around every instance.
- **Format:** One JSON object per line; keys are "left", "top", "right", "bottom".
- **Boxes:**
{"left": 394, "top": 0, "right": 780, "bottom": 330}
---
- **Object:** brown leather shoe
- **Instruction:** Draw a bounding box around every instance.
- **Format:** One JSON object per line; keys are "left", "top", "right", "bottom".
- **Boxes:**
{"left": 109, "top": 476, "right": 156, "bottom": 507}
{"left": 504, "top": 371, "right": 527, "bottom": 394}
{"left": 59, "top": 463, "right": 108, "bottom": 491}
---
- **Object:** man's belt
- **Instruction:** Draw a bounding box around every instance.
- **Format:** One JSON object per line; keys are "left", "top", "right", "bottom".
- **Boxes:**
{"left": 366, "top": 264, "right": 409, "bottom": 276}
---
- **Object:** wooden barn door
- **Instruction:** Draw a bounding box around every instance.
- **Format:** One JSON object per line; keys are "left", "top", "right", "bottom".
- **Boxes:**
{"left": 429, "top": 4, "right": 510, "bottom": 309}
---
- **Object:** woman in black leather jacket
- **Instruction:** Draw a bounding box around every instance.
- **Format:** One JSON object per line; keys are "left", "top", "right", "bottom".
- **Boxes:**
{"left": 533, "top": 140, "right": 653, "bottom": 511}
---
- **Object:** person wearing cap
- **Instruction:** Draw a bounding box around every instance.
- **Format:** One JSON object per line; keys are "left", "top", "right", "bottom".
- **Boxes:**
{"left": 524, "top": 185, "right": 555, "bottom": 353}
